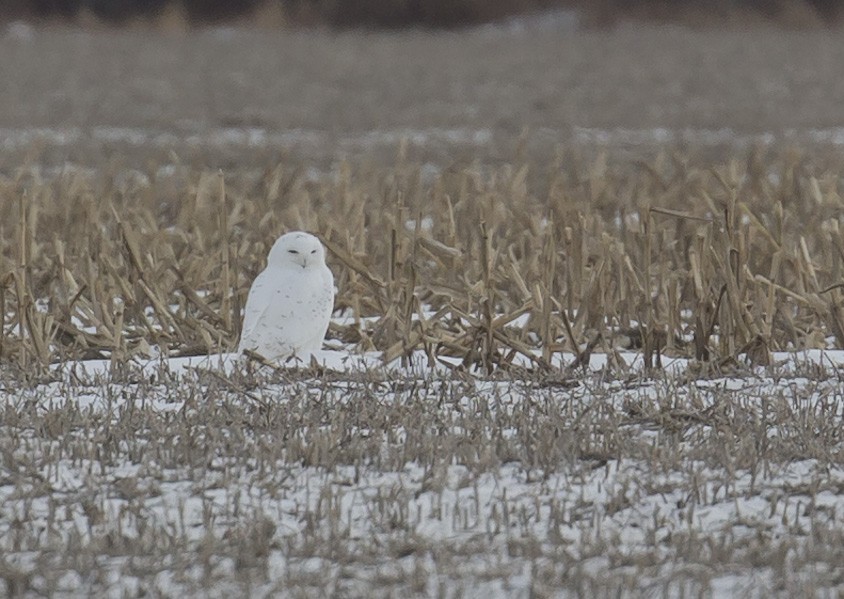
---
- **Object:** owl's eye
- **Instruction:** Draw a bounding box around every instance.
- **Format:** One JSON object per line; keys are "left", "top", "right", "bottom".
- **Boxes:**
{"left": 310, "top": 249, "right": 317, "bottom": 254}
{"left": 288, "top": 249, "right": 299, "bottom": 254}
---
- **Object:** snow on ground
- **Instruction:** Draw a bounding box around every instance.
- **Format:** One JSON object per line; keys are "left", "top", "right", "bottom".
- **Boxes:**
{"left": 7, "top": 125, "right": 844, "bottom": 156}
{"left": 2, "top": 348, "right": 844, "bottom": 595}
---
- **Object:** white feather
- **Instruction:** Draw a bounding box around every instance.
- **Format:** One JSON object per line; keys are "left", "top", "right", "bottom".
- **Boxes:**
{"left": 238, "top": 231, "right": 334, "bottom": 360}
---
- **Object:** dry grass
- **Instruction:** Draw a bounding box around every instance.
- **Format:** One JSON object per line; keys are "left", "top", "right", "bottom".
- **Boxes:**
{"left": 5, "top": 20, "right": 844, "bottom": 598}
{"left": 2, "top": 144, "right": 844, "bottom": 595}
{"left": 2, "top": 350, "right": 844, "bottom": 596}
{"left": 3, "top": 145, "right": 844, "bottom": 374}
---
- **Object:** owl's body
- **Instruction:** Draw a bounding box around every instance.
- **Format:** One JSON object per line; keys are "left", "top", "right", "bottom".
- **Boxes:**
{"left": 238, "top": 232, "right": 334, "bottom": 361}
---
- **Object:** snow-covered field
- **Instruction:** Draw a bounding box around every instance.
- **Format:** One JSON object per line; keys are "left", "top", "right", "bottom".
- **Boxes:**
{"left": 5, "top": 18, "right": 844, "bottom": 598}
{"left": 3, "top": 347, "right": 844, "bottom": 597}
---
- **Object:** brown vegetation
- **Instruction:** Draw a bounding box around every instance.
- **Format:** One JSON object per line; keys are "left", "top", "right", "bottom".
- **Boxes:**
{"left": 2, "top": 19, "right": 843, "bottom": 598}
{"left": 3, "top": 145, "right": 844, "bottom": 374}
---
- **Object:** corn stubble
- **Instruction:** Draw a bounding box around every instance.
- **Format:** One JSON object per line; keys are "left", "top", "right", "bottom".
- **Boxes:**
{"left": 1, "top": 147, "right": 843, "bottom": 374}
{"left": 2, "top": 146, "right": 844, "bottom": 595}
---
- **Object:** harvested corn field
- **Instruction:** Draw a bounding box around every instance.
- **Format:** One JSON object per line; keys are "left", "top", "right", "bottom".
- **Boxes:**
{"left": 2, "top": 20, "right": 844, "bottom": 597}
{"left": 4, "top": 145, "right": 844, "bottom": 370}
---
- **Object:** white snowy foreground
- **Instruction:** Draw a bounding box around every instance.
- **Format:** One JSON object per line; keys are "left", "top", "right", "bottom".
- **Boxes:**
{"left": 1, "top": 349, "right": 844, "bottom": 597}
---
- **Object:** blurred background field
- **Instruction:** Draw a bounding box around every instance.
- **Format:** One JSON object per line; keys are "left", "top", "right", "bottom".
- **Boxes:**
{"left": 4, "top": 5, "right": 844, "bottom": 170}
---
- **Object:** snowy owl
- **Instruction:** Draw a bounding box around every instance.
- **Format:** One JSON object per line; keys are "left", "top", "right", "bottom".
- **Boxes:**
{"left": 238, "top": 231, "right": 335, "bottom": 361}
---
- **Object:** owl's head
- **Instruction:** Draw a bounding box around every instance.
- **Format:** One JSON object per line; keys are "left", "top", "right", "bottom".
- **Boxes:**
{"left": 267, "top": 231, "right": 327, "bottom": 270}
